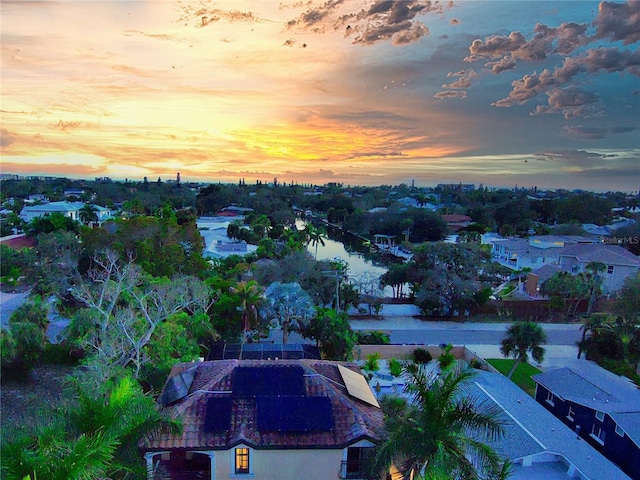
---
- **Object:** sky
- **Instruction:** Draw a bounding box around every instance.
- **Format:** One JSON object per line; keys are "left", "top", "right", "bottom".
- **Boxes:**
{"left": 1, "top": 0, "right": 639, "bottom": 192}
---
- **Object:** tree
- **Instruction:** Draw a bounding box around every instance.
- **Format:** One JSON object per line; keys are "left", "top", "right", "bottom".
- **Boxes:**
{"left": 585, "top": 261, "right": 606, "bottom": 314}
{"left": 304, "top": 223, "right": 326, "bottom": 259}
{"left": 500, "top": 322, "right": 547, "bottom": 378}
{"left": 69, "top": 250, "right": 214, "bottom": 378}
{"left": 1, "top": 373, "right": 181, "bottom": 480}
{"left": 262, "top": 282, "right": 316, "bottom": 344}
{"left": 229, "top": 280, "right": 264, "bottom": 343}
{"left": 78, "top": 204, "right": 98, "bottom": 225}
{"left": 301, "top": 307, "right": 356, "bottom": 360}
{"left": 372, "top": 365, "right": 505, "bottom": 480}
{"left": 540, "top": 271, "right": 590, "bottom": 316}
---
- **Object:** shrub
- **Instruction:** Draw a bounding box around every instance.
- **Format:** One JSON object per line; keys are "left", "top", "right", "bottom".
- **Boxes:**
{"left": 388, "top": 358, "right": 403, "bottom": 377}
{"left": 356, "top": 331, "right": 390, "bottom": 345}
{"left": 469, "top": 358, "right": 484, "bottom": 369}
{"left": 412, "top": 348, "right": 432, "bottom": 364}
{"left": 438, "top": 343, "right": 456, "bottom": 370}
{"left": 363, "top": 352, "right": 380, "bottom": 373}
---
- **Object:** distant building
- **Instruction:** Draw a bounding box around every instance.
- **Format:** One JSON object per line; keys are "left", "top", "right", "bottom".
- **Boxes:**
{"left": 20, "top": 201, "right": 112, "bottom": 227}
{"left": 436, "top": 183, "right": 475, "bottom": 192}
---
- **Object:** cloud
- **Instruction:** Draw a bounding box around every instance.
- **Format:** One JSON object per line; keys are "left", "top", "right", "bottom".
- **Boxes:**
{"left": 433, "top": 90, "right": 467, "bottom": 100}
{"left": 1, "top": 128, "right": 17, "bottom": 147}
{"left": 562, "top": 125, "right": 638, "bottom": 139}
{"left": 593, "top": 0, "right": 640, "bottom": 45}
{"left": 486, "top": 56, "right": 517, "bottom": 74}
{"left": 51, "top": 119, "right": 83, "bottom": 131}
{"left": 466, "top": 22, "right": 589, "bottom": 63}
{"left": 580, "top": 47, "right": 640, "bottom": 74}
{"left": 286, "top": 0, "right": 447, "bottom": 46}
{"left": 177, "top": 2, "right": 268, "bottom": 28}
{"left": 531, "top": 87, "right": 600, "bottom": 119}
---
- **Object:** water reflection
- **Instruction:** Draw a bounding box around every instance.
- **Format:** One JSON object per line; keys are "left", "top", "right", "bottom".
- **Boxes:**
{"left": 298, "top": 220, "right": 397, "bottom": 297}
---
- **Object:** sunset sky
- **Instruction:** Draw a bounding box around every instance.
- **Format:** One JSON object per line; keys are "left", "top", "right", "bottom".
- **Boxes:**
{"left": 1, "top": 0, "right": 639, "bottom": 192}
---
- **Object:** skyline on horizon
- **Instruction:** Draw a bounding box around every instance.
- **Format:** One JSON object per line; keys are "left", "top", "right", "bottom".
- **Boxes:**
{"left": 1, "top": 1, "right": 639, "bottom": 193}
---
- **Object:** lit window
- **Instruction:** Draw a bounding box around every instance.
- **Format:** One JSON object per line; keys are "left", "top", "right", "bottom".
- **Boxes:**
{"left": 615, "top": 425, "right": 624, "bottom": 437}
{"left": 595, "top": 411, "right": 605, "bottom": 422}
{"left": 567, "top": 406, "right": 575, "bottom": 421}
{"left": 235, "top": 448, "right": 250, "bottom": 474}
{"left": 607, "top": 265, "right": 614, "bottom": 275}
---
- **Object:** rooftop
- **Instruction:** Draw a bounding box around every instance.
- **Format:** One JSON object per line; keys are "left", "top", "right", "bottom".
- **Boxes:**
{"left": 143, "top": 360, "right": 384, "bottom": 452}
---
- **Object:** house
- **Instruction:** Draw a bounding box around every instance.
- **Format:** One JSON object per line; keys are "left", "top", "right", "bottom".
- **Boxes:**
{"left": 556, "top": 243, "right": 640, "bottom": 294}
{"left": 469, "top": 369, "right": 632, "bottom": 480}
{"left": 490, "top": 235, "right": 596, "bottom": 271}
{"left": 441, "top": 214, "right": 472, "bottom": 232}
{"left": 20, "top": 201, "right": 112, "bottom": 226}
{"left": 532, "top": 363, "right": 640, "bottom": 480}
{"left": 142, "top": 359, "right": 384, "bottom": 480}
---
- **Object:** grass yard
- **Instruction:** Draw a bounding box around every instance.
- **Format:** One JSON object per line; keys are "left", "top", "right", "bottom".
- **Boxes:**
{"left": 486, "top": 359, "right": 541, "bottom": 397}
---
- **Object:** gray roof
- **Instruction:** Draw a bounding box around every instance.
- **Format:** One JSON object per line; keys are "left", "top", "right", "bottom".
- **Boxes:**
{"left": 557, "top": 243, "right": 640, "bottom": 267}
{"left": 470, "top": 370, "right": 631, "bottom": 480}
{"left": 532, "top": 364, "right": 640, "bottom": 445}
{"left": 531, "top": 264, "right": 561, "bottom": 283}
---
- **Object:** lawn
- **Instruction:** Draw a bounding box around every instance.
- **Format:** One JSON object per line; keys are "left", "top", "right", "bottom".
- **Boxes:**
{"left": 486, "top": 358, "right": 541, "bottom": 397}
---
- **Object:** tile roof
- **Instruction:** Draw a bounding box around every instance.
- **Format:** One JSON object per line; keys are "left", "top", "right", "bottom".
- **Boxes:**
{"left": 557, "top": 243, "right": 640, "bottom": 267}
{"left": 142, "top": 360, "right": 384, "bottom": 452}
{"left": 471, "top": 370, "right": 632, "bottom": 480}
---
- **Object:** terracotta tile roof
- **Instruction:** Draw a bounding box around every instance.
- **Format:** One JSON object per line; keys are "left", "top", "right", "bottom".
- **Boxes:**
{"left": 0, "top": 235, "right": 36, "bottom": 249}
{"left": 142, "top": 360, "right": 384, "bottom": 452}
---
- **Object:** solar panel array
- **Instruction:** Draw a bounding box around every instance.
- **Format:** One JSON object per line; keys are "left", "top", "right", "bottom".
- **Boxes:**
{"left": 204, "top": 396, "right": 233, "bottom": 432}
{"left": 256, "top": 396, "right": 334, "bottom": 432}
{"left": 232, "top": 366, "right": 305, "bottom": 397}
{"left": 337, "top": 364, "right": 380, "bottom": 408}
{"left": 159, "top": 365, "right": 198, "bottom": 406}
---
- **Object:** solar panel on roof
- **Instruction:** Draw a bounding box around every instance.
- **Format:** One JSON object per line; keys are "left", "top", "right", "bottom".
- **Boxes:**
{"left": 337, "top": 364, "right": 380, "bottom": 408}
{"left": 159, "top": 365, "right": 198, "bottom": 406}
{"left": 256, "top": 396, "right": 333, "bottom": 432}
{"left": 232, "top": 366, "right": 305, "bottom": 397}
{"left": 204, "top": 397, "right": 233, "bottom": 432}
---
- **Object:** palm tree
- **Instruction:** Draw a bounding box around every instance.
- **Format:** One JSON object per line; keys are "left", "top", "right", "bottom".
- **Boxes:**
{"left": 1, "top": 374, "right": 180, "bottom": 480}
{"left": 304, "top": 223, "right": 326, "bottom": 259}
{"left": 585, "top": 261, "right": 606, "bottom": 314}
{"left": 577, "top": 313, "right": 609, "bottom": 359}
{"left": 78, "top": 204, "right": 98, "bottom": 225}
{"left": 263, "top": 282, "right": 316, "bottom": 344}
{"left": 230, "top": 280, "right": 264, "bottom": 343}
{"left": 500, "top": 321, "right": 547, "bottom": 378}
{"left": 372, "top": 365, "right": 506, "bottom": 480}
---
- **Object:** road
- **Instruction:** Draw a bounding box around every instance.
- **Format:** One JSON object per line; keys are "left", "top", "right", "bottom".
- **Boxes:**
{"left": 349, "top": 317, "right": 585, "bottom": 370}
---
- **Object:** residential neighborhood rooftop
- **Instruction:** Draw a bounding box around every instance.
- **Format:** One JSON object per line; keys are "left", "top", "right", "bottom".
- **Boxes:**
{"left": 471, "top": 370, "right": 633, "bottom": 480}
{"left": 143, "top": 360, "right": 385, "bottom": 452}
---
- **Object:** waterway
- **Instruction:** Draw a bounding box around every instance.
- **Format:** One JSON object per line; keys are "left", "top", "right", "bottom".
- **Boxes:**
{"left": 298, "top": 220, "right": 400, "bottom": 297}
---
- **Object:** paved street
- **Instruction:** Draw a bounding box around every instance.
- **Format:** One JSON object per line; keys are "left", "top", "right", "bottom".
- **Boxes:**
{"left": 349, "top": 316, "right": 585, "bottom": 370}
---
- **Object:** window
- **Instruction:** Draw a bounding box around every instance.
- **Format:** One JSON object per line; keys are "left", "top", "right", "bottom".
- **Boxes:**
{"left": 566, "top": 405, "right": 575, "bottom": 421}
{"left": 234, "top": 448, "right": 250, "bottom": 474}
{"left": 595, "top": 410, "right": 605, "bottom": 422}
{"left": 591, "top": 424, "right": 606, "bottom": 445}
{"left": 607, "top": 265, "right": 614, "bottom": 275}
{"left": 615, "top": 425, "right": 625, "bottom": 437}
{"left": 546, "top": 391, "right": 555, "bottom": 406}
{"left": 343, "top": 447, "right": 374, "bottom": 479}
